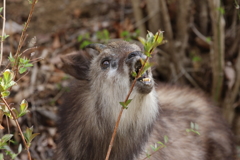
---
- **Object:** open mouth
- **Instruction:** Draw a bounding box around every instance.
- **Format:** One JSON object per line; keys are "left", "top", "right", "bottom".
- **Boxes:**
{"left": 131, "top": 60, "right": 152, "bottom": 86}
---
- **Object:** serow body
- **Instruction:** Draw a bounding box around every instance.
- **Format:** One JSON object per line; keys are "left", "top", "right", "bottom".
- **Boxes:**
{"left": 56, "top": 40, "right": 235, "bottom": 160}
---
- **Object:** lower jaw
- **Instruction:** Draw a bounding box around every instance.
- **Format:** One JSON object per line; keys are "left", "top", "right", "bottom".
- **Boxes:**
{"left": 134, "top": 81, "right": 153, "bottom": 94}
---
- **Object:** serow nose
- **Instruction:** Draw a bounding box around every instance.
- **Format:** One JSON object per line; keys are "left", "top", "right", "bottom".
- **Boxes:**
{"left": 127, "top": 51, "right": 142, "bottom": 60}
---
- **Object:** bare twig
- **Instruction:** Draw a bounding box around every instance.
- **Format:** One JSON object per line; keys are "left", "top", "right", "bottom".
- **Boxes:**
{"left": 1, "top": 98, "right": 32, "bottom": 160}
{"left": 15, "top": 71, "right": 30, "bottom": 83}
{"left": 180, "top": 66, "right": 201, "bottom": 89}
{"left": 0, "top": 0, "right": 6, "bottom": 67}
{"left": 21, "top": 46, "right": 38, "bottom": 58}
{"left": 191, "top": 24, "right": 212, "bottom": 45}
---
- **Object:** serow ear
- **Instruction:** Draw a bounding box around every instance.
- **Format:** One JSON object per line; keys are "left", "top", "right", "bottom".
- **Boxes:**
{"left": 60, "top": 51, "right": 91, "bottom": 80}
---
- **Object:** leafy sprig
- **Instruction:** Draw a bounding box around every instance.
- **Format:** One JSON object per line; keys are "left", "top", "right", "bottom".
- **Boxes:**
{"left": 9, "top": 53, "right": 33, "bottom": 74}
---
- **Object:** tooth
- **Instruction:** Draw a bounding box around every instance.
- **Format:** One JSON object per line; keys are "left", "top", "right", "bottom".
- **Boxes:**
{"left": 143, "top": 78, "right": 151, "bottom": 82}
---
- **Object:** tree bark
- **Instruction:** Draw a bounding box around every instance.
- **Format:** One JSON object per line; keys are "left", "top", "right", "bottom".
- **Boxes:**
{"left": 146, "top": 0, "right": 161, "bottom": 33}
{"left": 131, "top": 0, "right": 147, "bottom": 37}
{"left": 208, "top": 0, "right": 225, "bottom": 102}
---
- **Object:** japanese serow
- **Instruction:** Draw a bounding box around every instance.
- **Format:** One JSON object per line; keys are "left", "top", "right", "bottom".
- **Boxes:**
{"left": 56, "top": 40, "right": 235, "bottom": 160}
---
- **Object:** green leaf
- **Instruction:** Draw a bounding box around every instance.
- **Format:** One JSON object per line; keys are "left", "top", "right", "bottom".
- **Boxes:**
{"left": 154, "top": 31, "right": 164, "bottom": 45}
{"left": 0, "top": 153, "right": 3, "bottom": 160}
{"left": 206, "top": 37, "right": 211, "bottom": 43}
{"left": 119, "top": 102, "right": 127, "bottom": 109}
{"left": 138, "top": 37, "right": 146, "bottom": 45}
{"left": 139, "top": 30, "right": 165, "bottom": 57}
{"left": 80, "top": 40, "right": 92, "bottom": 49}
{"left": 103, "top": 29, "right": 110, "bottom": 40}
{"left": 192, "top": 56, "right": 202, "bottom": 62}
{"left": 3, "top": 69, "right": 14, "bottom": 85}
{"left": 8, "top": 53, "right": 15, "bottom": 64}
{"left": 1, "top": 34, "right": 9, "bottom": 41}
{"left": 4, "top": 81, "right": 16, "bottom": 90}
{"left": 19, "top": 67, "right": 27, "bottom": 74}
{"left": 140, "top": 62, "right": 153, "bottom": 76}
{"left": 3, "top": 35, "right": 9, "bottom": 39}
{"left": 121, "top": 31, "right": 130, "bottom": 37}
{"left": 164, "top": 135, "right": 168, "bottom": 144}
{"left": 217, "top": 7, "right": 225, "bottom": 15}
{"left": 157, "top": 141, "right": 164, "bottom": 146}
{"left": 119, "top": 99, "right": 132, "bottom": 109}
{"left": 1, "top": 70, "right": 16, "bottom": 90}
{"left": 0, "top": 7, "right": 3, "bottom": 13}
{"left": 131, "top": 71, "right": 137, "bottom": 77}
{"left": 0, "top": 85, "right": 4, "bottom": 92}
{"left": 18, "top": 144, "right": 22, "bottom": 154}
{"left": 3, "top": 112, "right": 12, "bottom": 119}
{"left": 150, "top": 145, "right": 156, "bottom": 151}
{"left": 190, "top": 122, "right": 194, "bottom": 129}
{"left": 11, "top": 108, "right": 19, "bottom": 119}
{"left": 19, "top": 57, "right": 29, "bottom": 64}
{"left": 146, "top": 152, "right": 151, "bottom": 158}
{"left": 195, "top": 123, "right": 199, "bottom": 130}
{"left": 0, "top": 134, "right": 13, "bottom": 147}
{"left": 1, "top": 91, "right": 10, "bottom": 98}
{"left": 20, "top": 99, "right": 28, "bottom": 112}
{"left": 24, "top": 63, "right": 33, "bottom": 67}
{"left": 1, "top": 134, "right": 13, "bottom": 142}
{"left": 18, "top": 99, "right": 29, "bottom": 117}
{"left": 77, "top": 35, "right": 83, "bottom": 42}
{"left": 125, "top": 99, "right": 132, "bottom": 106}
{"left": 28, "top": 0, "right": 33, "bottom": 4}
{"left": 29, "top": 133, "right": 40, "bottom": 143}
{"left": 24, "top": 127, "right": 40, "bottom": 146}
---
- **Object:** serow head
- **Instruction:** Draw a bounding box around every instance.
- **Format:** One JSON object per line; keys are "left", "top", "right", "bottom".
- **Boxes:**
{"left": 60, "top": 40, "right": 154, "bottom": 94}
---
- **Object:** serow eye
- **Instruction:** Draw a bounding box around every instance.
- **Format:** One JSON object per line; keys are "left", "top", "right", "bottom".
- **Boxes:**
{"left": 101, "top": 60, "right": 110, "bottom": 69}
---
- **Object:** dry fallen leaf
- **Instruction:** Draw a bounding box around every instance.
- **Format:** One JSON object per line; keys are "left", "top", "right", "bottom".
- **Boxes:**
{"left": 0, "top": 124, "right": 4, "bottom": 130}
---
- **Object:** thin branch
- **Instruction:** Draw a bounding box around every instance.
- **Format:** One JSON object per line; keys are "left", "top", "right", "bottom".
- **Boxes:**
{"left": 142, "top": 146, "right": 165, "bottom": 160}
{"left": 21, "top": 46, "right": 38, "bottom": 58}
{"left": 15, "top": 71, "right": 30, "bottom": 83}
{"left": 1, "top": 98, "right": 32, "bottom": 160}
{"left": 141, "top": 131, "right": 199, "bottom": 160}
{"left": 191, "top": 24, "right": 212, "bottom": 45}
{"left": 0, "top": 0, "right": 6, "bottom": 67}
{"left": 13, "top": 0, "right": 38, "bottom": 79}
{"left": 105, "top": 56, "right": 149, "bottom": 160}
{"left": 180, "top": 66, "right": 201, "bottom": 89}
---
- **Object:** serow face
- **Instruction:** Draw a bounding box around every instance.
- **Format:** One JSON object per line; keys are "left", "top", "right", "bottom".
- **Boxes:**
{"left": 61, "top": 41, "right": 154, "bottom": 95}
